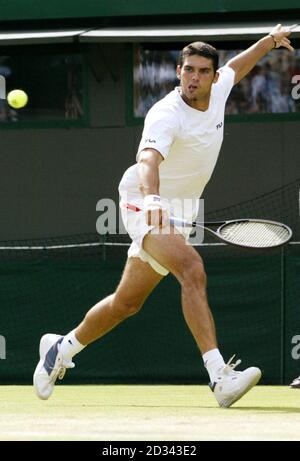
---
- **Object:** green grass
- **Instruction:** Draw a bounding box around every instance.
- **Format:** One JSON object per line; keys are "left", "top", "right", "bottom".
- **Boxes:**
{"left": 1, "top": 385, "right": 300, "bottom": 440}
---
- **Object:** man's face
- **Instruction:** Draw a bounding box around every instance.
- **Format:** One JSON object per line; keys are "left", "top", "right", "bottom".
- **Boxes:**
{"left": 177, "top": 55, "right": 218, "bottom": 102}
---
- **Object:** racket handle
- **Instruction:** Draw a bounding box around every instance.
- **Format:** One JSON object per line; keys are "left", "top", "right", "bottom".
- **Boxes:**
{"left": 170, "top": 216, "right": 193, "bottom": 227}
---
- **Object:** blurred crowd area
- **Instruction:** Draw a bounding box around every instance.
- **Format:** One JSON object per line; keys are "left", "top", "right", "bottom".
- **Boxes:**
{"left": 134, "top": 47, "right": 300, "bottom": 117}
{"left": 134, "top": 49, "right": 179, "bottom": 117}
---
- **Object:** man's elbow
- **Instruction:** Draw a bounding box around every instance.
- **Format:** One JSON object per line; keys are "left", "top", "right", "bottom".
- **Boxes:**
{"left": 137, "top": 148, "right": 164, "bottom": 167}
{"left": 226, "top": 63, "right": 239, "bottom": 84}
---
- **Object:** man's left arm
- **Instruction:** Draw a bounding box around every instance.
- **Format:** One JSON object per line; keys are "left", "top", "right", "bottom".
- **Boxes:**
{"left": 227, "top": 24, "right": 295, "bottom": 85}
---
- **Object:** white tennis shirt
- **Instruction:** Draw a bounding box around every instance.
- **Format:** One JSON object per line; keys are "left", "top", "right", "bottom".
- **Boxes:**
{"left": 119, "top": 65, "right": 235, "bottom": 218}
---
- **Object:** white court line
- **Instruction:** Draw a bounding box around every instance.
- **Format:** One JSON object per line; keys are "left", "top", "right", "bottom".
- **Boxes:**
{"left": 0, "top": 242, "right": 298, "bottom": 250}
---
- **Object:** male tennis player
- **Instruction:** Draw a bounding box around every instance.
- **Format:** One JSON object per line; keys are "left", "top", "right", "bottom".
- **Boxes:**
{"left": 34, "top": 24, "right": 295, "bottom": 407}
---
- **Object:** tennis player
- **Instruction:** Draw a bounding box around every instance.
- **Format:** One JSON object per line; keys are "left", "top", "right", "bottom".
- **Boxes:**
{"left": 34, "top": 24, "right": 295, "bottom": 407}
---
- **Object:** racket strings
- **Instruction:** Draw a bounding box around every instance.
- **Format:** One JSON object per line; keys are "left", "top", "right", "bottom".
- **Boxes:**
{"left": 219, "top": 222, "right": 291, "bottom": 248}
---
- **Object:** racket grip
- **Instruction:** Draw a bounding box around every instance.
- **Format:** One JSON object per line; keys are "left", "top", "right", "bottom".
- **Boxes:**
{"left": 170, "top": 216, "right": 191, "bottom": 227}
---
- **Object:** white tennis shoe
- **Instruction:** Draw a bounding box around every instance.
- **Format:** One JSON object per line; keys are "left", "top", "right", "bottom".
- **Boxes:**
{"left": 209, "top": 355, "right": 261, "bottom": 408}
{"left": 290, "top": 376, "right": 300, "bottom": 389}
{"left": 33, "top": 333, "right": 75, "bottom": 400}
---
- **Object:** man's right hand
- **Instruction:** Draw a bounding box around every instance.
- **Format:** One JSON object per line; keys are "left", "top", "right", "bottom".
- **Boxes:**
{"left": 143, "top": 195, "right": 170, "bottom": 228}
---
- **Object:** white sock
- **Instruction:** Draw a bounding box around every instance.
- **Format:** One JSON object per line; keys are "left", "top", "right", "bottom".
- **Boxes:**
{"left": 60, "top": 330, "right": 86, "bottom": 361}
{"left": 202, "top": 348, "right": 225, "bottom": 383}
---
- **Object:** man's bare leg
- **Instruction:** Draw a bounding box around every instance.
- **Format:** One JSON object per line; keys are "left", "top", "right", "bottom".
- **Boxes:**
{"left": 75, "top": 256, "right": 164, "bottom": 345}
{"left": 142, "top": 230, "right": 261, "bottom": 409}
{"left": 33, "top": 256, "right": 164, "bottom": 399}
{"left": 143, "top": 231, "right": 217, "bottom": 354}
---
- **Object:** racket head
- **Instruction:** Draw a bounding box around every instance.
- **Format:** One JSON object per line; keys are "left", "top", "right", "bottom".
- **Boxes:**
{"left": 216, "top": 219, "right": 293, "bottom": 249}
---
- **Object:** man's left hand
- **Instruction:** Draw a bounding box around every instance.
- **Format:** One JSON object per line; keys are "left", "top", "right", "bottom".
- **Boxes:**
{"left": 269, "top": 24, "right": 295, "bottom": 51}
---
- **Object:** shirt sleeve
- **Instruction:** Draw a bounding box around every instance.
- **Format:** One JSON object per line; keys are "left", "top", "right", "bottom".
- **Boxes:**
{"left": 136, "top": 105, "right": 178, "bottom": 161}
{"left": 215, "top": 65, "right": 236, "bottom": 101}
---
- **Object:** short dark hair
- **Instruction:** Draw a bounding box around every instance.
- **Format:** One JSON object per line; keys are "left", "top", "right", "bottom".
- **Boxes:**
{"left": 178, "top": 42, "right": 219, "bottom": 73}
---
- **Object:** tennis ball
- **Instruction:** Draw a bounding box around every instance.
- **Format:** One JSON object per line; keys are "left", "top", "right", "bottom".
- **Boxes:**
{"left": 7, "top": 89, "right": 28, "bottom": 109}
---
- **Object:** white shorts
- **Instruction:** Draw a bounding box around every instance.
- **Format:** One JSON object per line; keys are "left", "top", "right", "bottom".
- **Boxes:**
{"left": 120, "top": 199, "right": 192, "bottom": 276}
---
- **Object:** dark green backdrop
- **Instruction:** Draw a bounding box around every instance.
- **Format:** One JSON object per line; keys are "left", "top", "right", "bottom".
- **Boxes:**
{"left": 0, "top": 244, "right": 299, "bottom": 385}
{"left": 0, "top": 0, "right": 298, "bottom": 21}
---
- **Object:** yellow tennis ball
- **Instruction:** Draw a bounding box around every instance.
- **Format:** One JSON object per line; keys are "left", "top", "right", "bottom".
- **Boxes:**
{"left": 7, "top": 89, "right": 28, "bottom": 109}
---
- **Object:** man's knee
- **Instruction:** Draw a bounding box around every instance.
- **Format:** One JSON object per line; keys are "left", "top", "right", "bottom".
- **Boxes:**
{"left": 180, "top": 259, "right": 207, "bottom": 289}
{"left": 111, "top": 295, "right": 143, "bottom": 318}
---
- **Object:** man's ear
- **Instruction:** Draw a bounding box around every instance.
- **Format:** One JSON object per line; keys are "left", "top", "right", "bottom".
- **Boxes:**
{"left": 176, "top": 64, "right": 181, "bottom": 79}
{"left": 213, "top": 71, "right": 219, "bottom": 83}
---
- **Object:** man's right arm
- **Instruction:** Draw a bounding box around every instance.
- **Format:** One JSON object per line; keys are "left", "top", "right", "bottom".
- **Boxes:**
{"left": 137, "top": 148, "right": 167, "bottom": 227}
{"left": 137, "top": 148, "right": 164, "bottom": 197}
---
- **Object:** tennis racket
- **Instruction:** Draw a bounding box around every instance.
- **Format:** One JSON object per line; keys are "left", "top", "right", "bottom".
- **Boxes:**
{"left": 170, "top": 217, "right": 293, "bottom": 249}
{"left": 122, "top": 203, "right": 293, "bottom": 249}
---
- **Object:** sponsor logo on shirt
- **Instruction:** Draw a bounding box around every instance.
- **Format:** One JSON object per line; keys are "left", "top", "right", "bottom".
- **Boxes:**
{"left": 216, "top": 122, "right": 223, "bottom": 130}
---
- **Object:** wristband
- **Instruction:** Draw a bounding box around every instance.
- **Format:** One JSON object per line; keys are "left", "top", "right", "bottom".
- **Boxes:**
{"left": 143, "top": 194, "right": 162, "bottom": 211}
{"left": 268, "top": 34, "right": 278, "bottom": 48}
